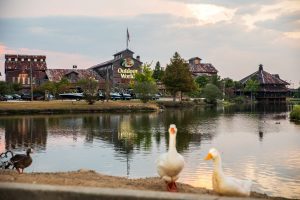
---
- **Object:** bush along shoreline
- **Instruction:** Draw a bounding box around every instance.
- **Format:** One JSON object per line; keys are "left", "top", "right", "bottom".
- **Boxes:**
{"left": 290, "top": 105, "right": 300, "bottom": 122}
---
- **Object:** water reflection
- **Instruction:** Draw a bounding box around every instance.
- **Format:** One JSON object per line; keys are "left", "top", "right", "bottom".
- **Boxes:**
{"left": 0, "top": 105, "right": 299, "bottom": 199}
{"left": 0, "top": 117, "right": 47, "bottom": 151}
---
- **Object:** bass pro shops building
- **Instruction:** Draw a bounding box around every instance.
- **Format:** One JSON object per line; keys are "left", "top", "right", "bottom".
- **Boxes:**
{"left": 90, "top": 49, "right": 142, "bottom": 90}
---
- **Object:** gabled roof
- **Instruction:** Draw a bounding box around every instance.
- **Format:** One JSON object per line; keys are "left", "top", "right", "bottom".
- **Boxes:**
{"left": 240, "top": 65, "right": 289, "bottom": 85}
{"left": 89, "top": 59, "right": 114, "bottom": 69}
{"left": 113, "top": 49, "right": 134, "bottom": 56}
{"left": 189, "top": 57, "right": 202, "bottom": 61}
{"left": 46, "top": 69, "right": 101, "bottom": 82}
{"left": 190, "top": 63, "right": 218, "bottom": 74}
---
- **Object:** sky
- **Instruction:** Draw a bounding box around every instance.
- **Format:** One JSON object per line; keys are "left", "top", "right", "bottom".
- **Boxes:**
{"left": 0, "top": 0, "right": 299, "bottom": 87}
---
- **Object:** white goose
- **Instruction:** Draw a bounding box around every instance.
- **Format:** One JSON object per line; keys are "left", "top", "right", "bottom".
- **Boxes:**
{"left": 156, "top": 124, "right": 184, "bottom": 192}
{"left": 205, "top": 148, "right": 252, "bottom": 197}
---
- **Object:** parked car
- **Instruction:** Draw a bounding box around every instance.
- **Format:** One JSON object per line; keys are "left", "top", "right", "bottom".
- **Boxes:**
{"left": 97, "top": 91, "right": 106, "bottom": 101}
{"left": 0, "top": 95, "right": 8, "bottom": 101}
{"left": 120, "top": 92, "right": 132, "bottom": 100}
{"left": 152, "top": 93, "right": 161, "bottom": 100}
{"left": 4, "top": 95, "right": 14, "bottom": 100}
{"left": 59, "top": 93, "right": 83, "bottom": 101}
{"left": 110, "top": 92, "right": 122, "bottom": 100}
{"left": 21, "top": 93, "right": 45, "bottom": 101}
{"left": 12, "top": 94, "right": 21, "bottom": 100}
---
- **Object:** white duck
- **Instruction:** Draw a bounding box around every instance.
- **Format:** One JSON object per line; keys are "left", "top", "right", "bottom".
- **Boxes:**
{"left": 205, "top": 148, "right": 252, "bottom": 197}
{"left": 156, "top": 124, "right": 184, "bottom": 192}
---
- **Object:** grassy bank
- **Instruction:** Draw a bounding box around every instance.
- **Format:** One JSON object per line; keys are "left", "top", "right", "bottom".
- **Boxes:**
{"left": 157, "top": 101, "right": 195, "bottom": 108}
{"left": 0, "top": 100, "right": 158, "bottom": 115}
{"left": 290, "top": 105, "right": 300, "bottom": 122}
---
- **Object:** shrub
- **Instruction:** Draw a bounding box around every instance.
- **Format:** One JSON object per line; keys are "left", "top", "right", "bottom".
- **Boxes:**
{"left": 290, "top": 105, "right": 300, "bottom": 122}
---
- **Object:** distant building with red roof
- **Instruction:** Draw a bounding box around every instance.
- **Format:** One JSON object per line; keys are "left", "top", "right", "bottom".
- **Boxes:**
{"left": 188, "top": 57, "right": 218, "bottom": 77}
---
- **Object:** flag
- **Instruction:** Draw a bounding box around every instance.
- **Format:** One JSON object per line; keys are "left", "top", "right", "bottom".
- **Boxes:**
{"left": 127, "top": 28, "right": 130, "bottom": 42}
{"left": 126, "top": 28, "right": 130, "bottom": 49}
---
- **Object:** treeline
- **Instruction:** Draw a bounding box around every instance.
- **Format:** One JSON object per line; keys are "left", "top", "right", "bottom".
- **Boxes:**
{"left": 148, "top": 52, "right": 261, "bottom": 104}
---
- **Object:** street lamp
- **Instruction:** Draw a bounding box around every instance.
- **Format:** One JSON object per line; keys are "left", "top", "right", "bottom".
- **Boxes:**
{"left": 28, "top": 58, "right": 33, "bottom": 101}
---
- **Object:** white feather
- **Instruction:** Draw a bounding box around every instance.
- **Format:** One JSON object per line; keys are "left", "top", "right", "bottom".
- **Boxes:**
{"left": 208, "top": 148, "right": 252, "bottom": 197}
{"left": 156, "top": 124, "right": 184, "bottom": 183}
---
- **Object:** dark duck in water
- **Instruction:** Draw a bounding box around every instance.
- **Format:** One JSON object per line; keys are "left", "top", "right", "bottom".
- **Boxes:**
{"left": 10, "top": 148, "right": 33, "bottom": 173}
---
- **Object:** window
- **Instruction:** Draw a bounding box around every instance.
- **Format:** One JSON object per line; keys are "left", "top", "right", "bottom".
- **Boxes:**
{"left": 21, "top": 58, "right": 24, "bottom": 61}
{"left": 34, "top": 58, "right": 37, "bottom": 62}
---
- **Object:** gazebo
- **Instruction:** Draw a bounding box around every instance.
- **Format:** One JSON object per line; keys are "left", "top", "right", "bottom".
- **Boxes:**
{"left": 239, "top": 64, "right": 289, "bottom": 103}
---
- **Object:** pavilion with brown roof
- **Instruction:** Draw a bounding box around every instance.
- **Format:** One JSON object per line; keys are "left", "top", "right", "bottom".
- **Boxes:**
{"left": 239, "top": 64, "right": 289, "bottom": 102}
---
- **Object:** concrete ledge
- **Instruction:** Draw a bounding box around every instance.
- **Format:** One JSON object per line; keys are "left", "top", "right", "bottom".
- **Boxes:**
{"left": 0, "top": 182, "right": 262, "bottom": 200}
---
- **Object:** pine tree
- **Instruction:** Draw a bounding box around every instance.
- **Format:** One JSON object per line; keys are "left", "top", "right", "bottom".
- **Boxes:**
{"left": 162, "top": 52, "right": 196, "bottom": 101}
{"left": 152, "top": 61, "right": 164, "bottom": 81}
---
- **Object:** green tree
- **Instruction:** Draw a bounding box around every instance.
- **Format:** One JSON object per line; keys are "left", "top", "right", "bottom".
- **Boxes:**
{"left": 56, "top": 78, "right": 70, "bottom": 95}
{"left": 163, "top": 52, "right": 196, "bottom": 101}
{"left": 0, "top": 81, "right": 22, "bottom": 95}
{"left": 210, "top": 74, "right": 222, "bottom": 88}
{"left": 133, "top": 64, "right": 157, "bottom": 103}
{"left": 195, "top": 75, "right": 209, "bottom": 88}
{"left": 0, "top": 81, "right": 9, "bottom": 95}
{"left": 152, "top": 61, "right": 164, "bottom": 81}
{"left": 77, "top": 78, "right": 99, "bottom": 105}
{"left": 11, "top": 83, "right": 22, "bottom": 93}
{"left": 244, "top": 79, "right": 260, "bottom": 102}
{"left": 201, "top": 83, "right": 222, "bottom": 104}
{"left": 222, "top": 78, "right": 235, "bottom": 99}
{"left": 38, "top": 81, "right": 57, "bottom": 96}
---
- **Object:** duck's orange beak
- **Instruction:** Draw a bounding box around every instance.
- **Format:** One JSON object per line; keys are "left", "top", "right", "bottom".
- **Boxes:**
{"left": 204, "top": 153, "right": 213, "bottom": 160}
{"left": 170, "top": 127, "right": 175, "bottom": 134}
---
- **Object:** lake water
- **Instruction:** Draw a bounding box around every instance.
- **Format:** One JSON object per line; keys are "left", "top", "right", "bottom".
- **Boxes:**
{"left": 0, "top": 104, "right": 299, "bottom": 199}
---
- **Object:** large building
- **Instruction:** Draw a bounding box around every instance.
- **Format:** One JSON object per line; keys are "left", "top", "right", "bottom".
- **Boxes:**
{"left": 90, "top": 49, "right": 142, "bottom": 90}
{"left": 188, "top": 57, "right": 218, "bottom": 77}
{"left": 239, "top": 64, "right": 289, "bottom": 102}
{"left": 4, "top": 49, "right": 143, "bottom": 92}
{"left": 45, "top": 68, "right": 101, "bottom": 84}
{"left": 4, "top": 54, "right": 47, "bottom": 92}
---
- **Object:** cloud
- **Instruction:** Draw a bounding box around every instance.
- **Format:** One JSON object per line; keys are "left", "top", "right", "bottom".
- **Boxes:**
{"left": 284, "top": 32, "right": 300, "bottom": 39}
{"left": 241, "top": 1, "right": 300, "bottom": 30}
{"left": 255, "top": 11, "right": 300, "bottom": 33}
{"left": 0, "top": 0, "right": 190, "bottom": 19}
{"left": 186, "top": 4, "right": 236, "bottom": 26}
{"left": 0, "top": 1, "right": 299, "bottom": 87}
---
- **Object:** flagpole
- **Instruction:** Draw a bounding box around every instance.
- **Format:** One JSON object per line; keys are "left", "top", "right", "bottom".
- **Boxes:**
{"left": 126, "top": 28, "right": 130, "bottom": 49}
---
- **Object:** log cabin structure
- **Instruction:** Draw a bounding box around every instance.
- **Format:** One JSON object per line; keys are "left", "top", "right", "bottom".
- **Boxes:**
{"left": 239, "top": 64, "right": 289, "bottom": 103}
{"left": 4, "top": 54, "right": 47, "bottom": 93}
{"left": 89, "top": 49, "right": 142, "bottom": 90}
